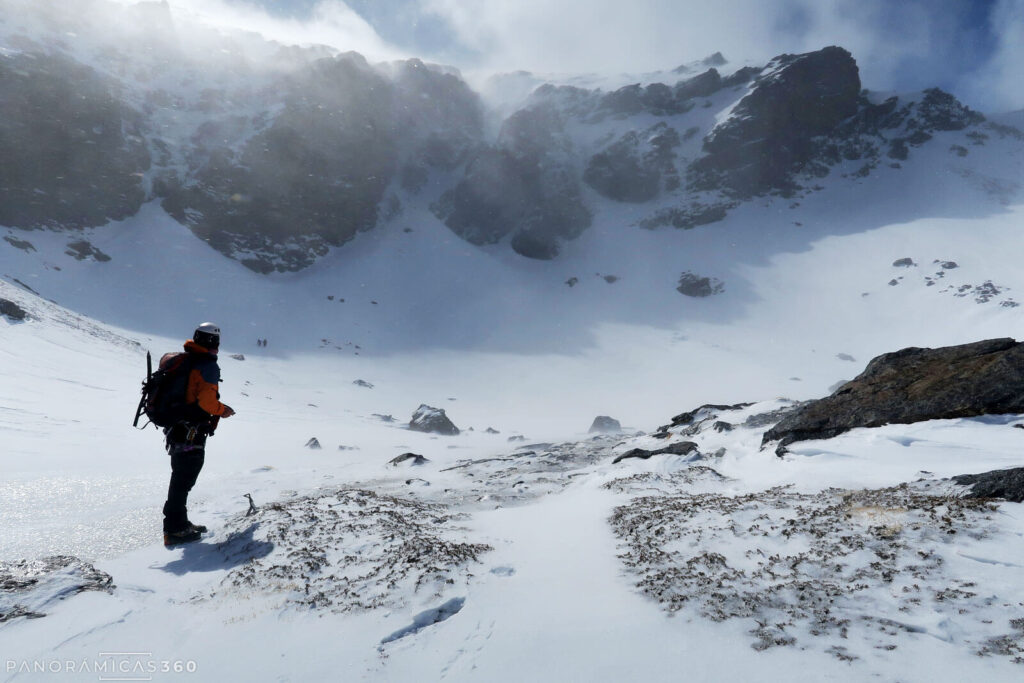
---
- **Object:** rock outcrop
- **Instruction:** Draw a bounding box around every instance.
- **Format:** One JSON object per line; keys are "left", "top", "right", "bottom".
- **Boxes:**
{"left": 690, "top": 46, "right": 861, "bottom": 198}
{"left": 763, "top": 338, "right": 1024, "bottom": 453}
{"left": 0, "top": 52, "right": 149, "bottom": 229}
{"left": 433, "top": 103, "right": 591, "bottom": 259}
{"left": 0, "top": 298, "right": 28, "bottom": 321}
{"left": 0, "top": 555, "right": 114, "bottom": 623}
{"left": 584, "top": 123, "right": 680, "bottom": 202}
{"left": 676, "top": 272, "right": 725, "bottom": 297}
{"left": 612, "top": 441, "right": 699, "bottom": 463}
{"left": 953, "top": 467, "right": 1024, "bottom": 503}
{"left": 390, "top": 452, "right": 430, "bottom": 467}
{"left": 588, "top": 416, "right": 622, "bottom": 433}
{"left": 409, "top": 404, "right": 460, "bottom": 435}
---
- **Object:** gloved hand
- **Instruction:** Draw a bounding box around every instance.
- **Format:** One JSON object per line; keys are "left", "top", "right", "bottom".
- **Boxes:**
{"left": 222, "top": 405, "right": 236, "bottom": 418}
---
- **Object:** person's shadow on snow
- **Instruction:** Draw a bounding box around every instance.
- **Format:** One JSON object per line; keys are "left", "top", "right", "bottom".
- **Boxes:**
{"left": 158, "top": 523, "right": 273, "bottom": 575}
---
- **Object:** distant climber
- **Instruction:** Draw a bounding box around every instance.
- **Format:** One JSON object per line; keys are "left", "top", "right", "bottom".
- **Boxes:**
{"left": 159, "top": 322, "right": 235, "bottom": 547}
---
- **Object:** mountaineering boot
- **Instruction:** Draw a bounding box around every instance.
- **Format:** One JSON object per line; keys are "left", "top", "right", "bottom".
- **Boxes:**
{"left": 163, "top": 527, "right": 202, "bottom": 547}
{"left": 187, "top": 522, "right": 208, "bottom": 534}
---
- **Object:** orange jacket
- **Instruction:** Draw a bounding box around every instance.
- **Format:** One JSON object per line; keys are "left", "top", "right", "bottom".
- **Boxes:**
{"left": 183, "top": 340, "right": 229, "bottom": 417}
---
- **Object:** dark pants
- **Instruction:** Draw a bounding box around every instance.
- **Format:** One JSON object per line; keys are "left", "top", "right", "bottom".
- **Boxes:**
{"left": 162, "top": 426, "right": 208, "bottom": 533}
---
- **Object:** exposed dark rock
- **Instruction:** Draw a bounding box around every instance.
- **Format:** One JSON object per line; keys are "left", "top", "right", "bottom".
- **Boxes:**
{"left": 639, "top": 203, "right": 731, "bottom": 230}
{"left": 939, "top": 261, "right": 959, "bottom": 269}
{"left": 565, "top": 277, "right": 579, "bottom": 287}
{"left": 893, "top": 257, "right": 915, "bottom": 267}
{"left": 161, "top": 53, "right": 398, "bottom": 273}
{"left": 690, "top": 47, "right": 861, "bottom": 198}
{"left": 0, "top": 52, "right": 149, "bottom": 230}
{"left": 674, "top": 69, "right": 723, "bottom": 101}
{"left": 3, "top": 236, "right": 35, "bottom": 252}
{"left": 612, "top": 441, "right": 699, "bottom": 464}
{"left": 353, "top": 379, "right": 374, "bottom": 388}
{"left": 914, "top": 88, "right": 985, "bottom": 132}
{"left": 0, "top": 298, "right": 28, "bottom": 321}
{"left": 434, "top": 103, "right": 591, "bottom": 259}
{"left": 485, "top": 427, "right": 500, "bottom": 434}
{"left": 600, "top": 83, "right": 646, "bottom": 116}
{"left": 659, "top": 403, "right": 754, "bottom": 433}
{"left": 373, "top": 414, "right": 396, "bottom": 423}
{"left": 305, "top": 437, "right": 322, "bottom": 450}
{"left": 390, "top": 452, "right": 430, "bottom": 467}
{"left": 763, "top": 338, "right": 1024, "bottom": 453}
{"left": 743, "top": 402, "right": 809, "bottom": 428}
{"left": 230, "top": 354, "right": 245, "bottom": 361}
{"left": 589, "top": 416, "right": 622, "bottom": 434}
{"left": 584, "top": 123, "right": 680, "bottom": 202}
{"left": 64, "top": 240, "right": 111, "bottom": 262}
{"left": 677, "top": 271, "right": 725, "bottom": 298}
{"left": 953, "top": 467, "right": 1024, "bottom": 503}
{"left": 409, "top": 404, "right": 460, "bottom": 435}
{"left": 0, "top": 556, "right": 114, "bottom": 623}
{"left": 837, "top": 353, "right": 856, "bottom": 362}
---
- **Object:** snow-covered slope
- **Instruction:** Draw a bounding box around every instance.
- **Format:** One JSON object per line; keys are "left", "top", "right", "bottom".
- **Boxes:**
{"left": 3, "top": 191, "right": 1024, "bottom": 680}
{"left": 2, "top": 2, "right": 1024, "bottom": 682}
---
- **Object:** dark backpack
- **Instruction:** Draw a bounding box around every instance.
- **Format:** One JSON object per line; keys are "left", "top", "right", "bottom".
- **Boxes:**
{"left": 134, "top": 351, "right": 195, "bottom": 429}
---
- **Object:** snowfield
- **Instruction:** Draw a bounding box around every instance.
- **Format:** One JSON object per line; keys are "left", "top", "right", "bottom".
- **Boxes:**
{"left": 2, "top": 198, "right": 1024, "bottom": 682}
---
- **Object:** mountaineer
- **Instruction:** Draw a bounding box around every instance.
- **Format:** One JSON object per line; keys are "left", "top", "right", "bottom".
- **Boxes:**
{"left": 158, "top": 322, "right": 235, "bottom": 546}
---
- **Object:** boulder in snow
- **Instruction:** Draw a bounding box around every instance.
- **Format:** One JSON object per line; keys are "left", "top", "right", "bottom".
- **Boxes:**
{"left": 676, "top": 272, "right": 724, "bottom": 298}
{"left": 390, "top": 452, "right": 430, "bottom": 467}
{"left": 953, "top": 467, "right": 1024, "bottom": 503}
{"left": 764, "top": 338, "right": 1024, "bottom": 454}
{"left": 408, "top": 404, "right": 460, "bottom": 435}
{"left": 613, "top": 441, "right": 699, "bottom": 464}
{"left": 589, "top": 416, "right": 622, "bottom": 433}
{"left": 305, "top": 438, "right": 322, "bottom": 450}
{"left": 0, "top": 298, "right": 27, "bottom": 321}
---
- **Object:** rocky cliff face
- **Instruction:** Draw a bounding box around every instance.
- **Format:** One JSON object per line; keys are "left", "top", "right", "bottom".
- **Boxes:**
{"left": 0, "top": 1, "right": 1015, "bottom": 272}
{"left": 0, "top": 52, "right": 149, "bottom": 229}
{"left": 691, "top": 46, "right": 862, "bottom": 198}
{"left": 158, "top": 53, "right": 402, "bottom": 273}
{"left": 432, "top": 103, "right": 591, "bottom": 259}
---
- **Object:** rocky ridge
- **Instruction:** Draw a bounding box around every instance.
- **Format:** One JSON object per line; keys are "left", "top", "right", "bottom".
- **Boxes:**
{"left": 2, "top": 0, "right": 1018, "bottom": 272}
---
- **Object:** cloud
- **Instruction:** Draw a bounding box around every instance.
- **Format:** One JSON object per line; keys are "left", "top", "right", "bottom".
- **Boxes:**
{"left": 110, "top": 0, "right": 1024, "bottom": 112}
{"left": 114, "top": 0, "right": 406, "bottom": 60}
{"left": 419, "top": 0, "right": 1018, "bottom": 111}
{"left": 961, "top": 0, "right": 1024, "bottom": 111}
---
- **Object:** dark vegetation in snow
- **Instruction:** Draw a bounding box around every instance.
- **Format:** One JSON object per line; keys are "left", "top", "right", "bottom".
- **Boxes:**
{"left": 214, "top": 489, "right": 490, "bottom": 613}
{"left": 607, "top": 472, "right": 1023, "bottom": 661}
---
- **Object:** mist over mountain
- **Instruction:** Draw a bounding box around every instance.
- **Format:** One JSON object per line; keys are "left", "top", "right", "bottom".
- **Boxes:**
{"left": 2, "top": 0, "right": 1020, "bottom": 274}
